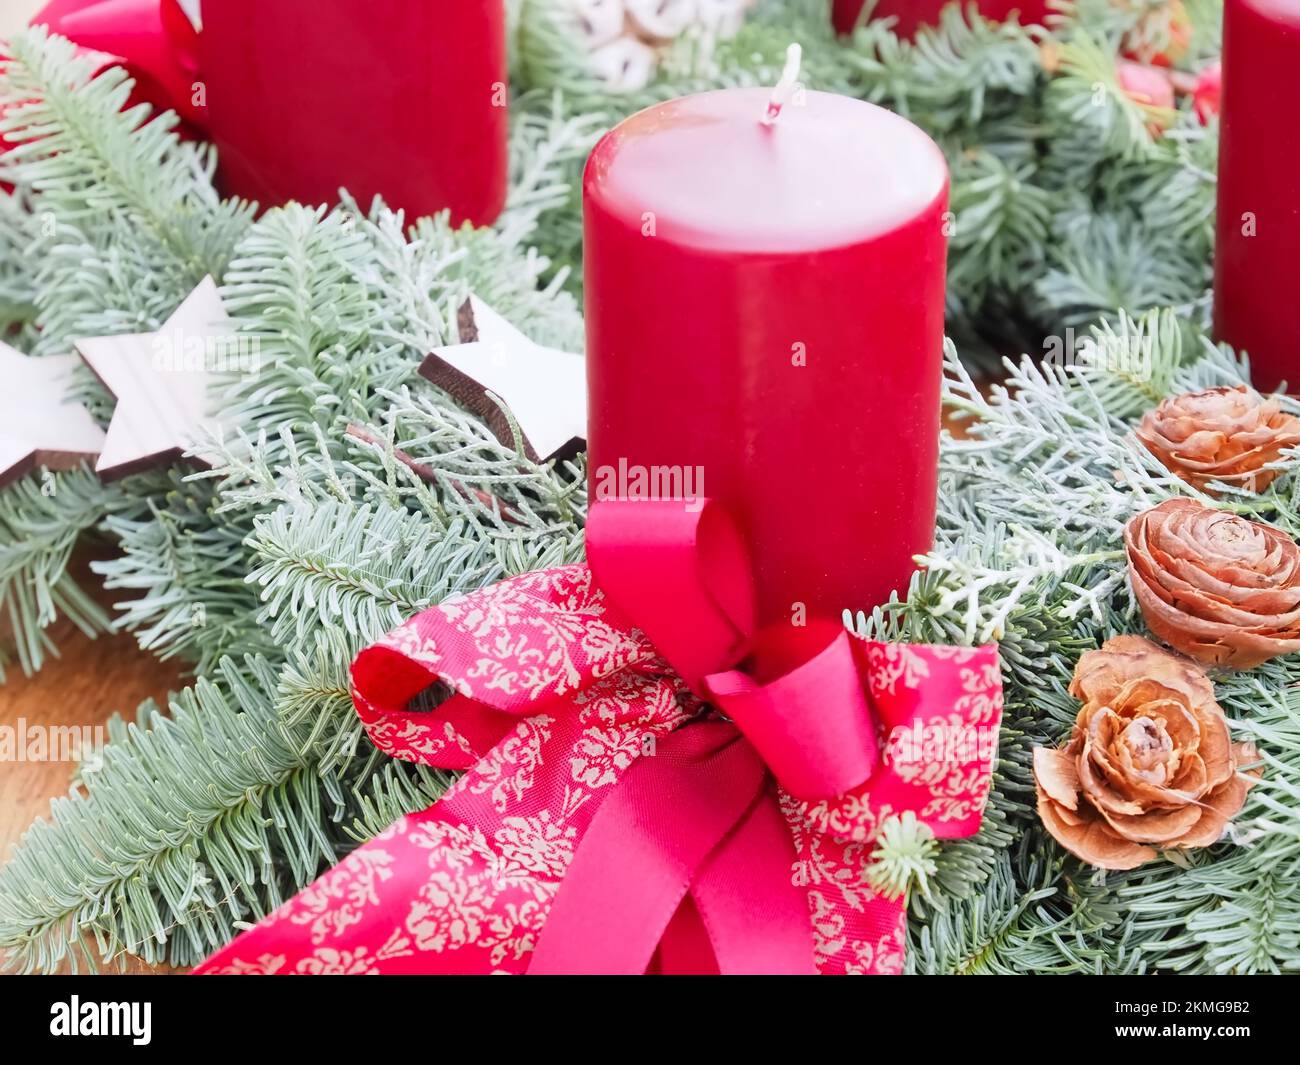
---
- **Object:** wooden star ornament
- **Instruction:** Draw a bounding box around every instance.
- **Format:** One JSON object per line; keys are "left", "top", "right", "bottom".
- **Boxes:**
{"left": 0, "top": 343, "right": 106, "bottom": 488}
{"left": 420, "top": 297, "right": 587, "bottom": 463}
{"left": 74, "top": 276, "right": 239, "bottom": 480}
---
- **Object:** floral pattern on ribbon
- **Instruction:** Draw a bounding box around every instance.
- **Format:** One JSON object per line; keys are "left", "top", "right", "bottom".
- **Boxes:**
{"left": 197, "top": 562, "right": 1001, "bottom": 976}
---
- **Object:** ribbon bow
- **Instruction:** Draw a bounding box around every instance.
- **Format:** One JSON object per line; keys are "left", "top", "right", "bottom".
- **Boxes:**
{"left": 196, "top": 500, "right": 1002, "bottom": 975}
{"left": 26, "top": 0, "right": 203, "bottom": 125}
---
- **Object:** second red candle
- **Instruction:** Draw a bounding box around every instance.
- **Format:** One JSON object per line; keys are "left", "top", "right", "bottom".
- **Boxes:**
{"left": 199, "top": 0, "right": 508, "bottom": 227}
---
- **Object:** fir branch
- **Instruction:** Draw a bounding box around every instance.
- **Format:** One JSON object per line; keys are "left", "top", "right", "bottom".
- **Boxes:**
{"left": 0, "top": 191, "right": 38, "bottom": 335}
{"left": 1046, "top": 31, "right": 1165, "bottom": 163}
{"left": 947, "top": 149, "right": 1053, "bottom": 311}
{"left": 907, "top": 848, "right": 1126, "bottom": 974}
{"left": 91, "top": 479, "right": 273, "bottom": 671}
{"left": 864, "top": 6, "right": 1044, "bottom": 129}
{"left": 0, "top": 27, "right": 252, "bottom": 353}
{"left": 245, "top": 502, "right": 500, "bottom": 647}
{"left": 0, "top": 469, "right": 127, "bottom": 677}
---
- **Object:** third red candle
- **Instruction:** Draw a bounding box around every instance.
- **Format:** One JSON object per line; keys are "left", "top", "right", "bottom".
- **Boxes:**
{"left": 1214, "top": 0, "right": 1300, "bottom": 393}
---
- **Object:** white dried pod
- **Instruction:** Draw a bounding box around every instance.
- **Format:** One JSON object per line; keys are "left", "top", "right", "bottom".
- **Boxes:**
{"left": 175, "top": 0, "right": 202, "bottom": 30}
{"left": 567, "top": 0, "right": 627, "bottom": 50}
{"left": 589, "top": 35, "right": 660, "bottom": 91}
{"left": 695, "top": 0, "right": 751, "bottom": 38}
{"left": 625, "top": 0, "right": 699, "bottom": 43}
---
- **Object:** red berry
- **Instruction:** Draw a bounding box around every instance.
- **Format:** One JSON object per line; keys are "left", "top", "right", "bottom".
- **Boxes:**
{"left": 1193, "top": 60, "right": 1222, "bottom": 124}
{"left": 1118, "top": 60, "right": 1176, "bottom": 110}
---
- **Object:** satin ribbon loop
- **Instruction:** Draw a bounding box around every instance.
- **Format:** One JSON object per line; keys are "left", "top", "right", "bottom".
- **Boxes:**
{"left": 586, "top": 498, "right": 755, "bottom": 693}
{"left": 37, "top": 0, "right": 206, "bottom": 126}
{"left": 529, "top": 721, "right": 819, "bottom": 975}
{"left": 706, "top": 626, "right": 879, "bottom": 800}
{"left": 589, "top": 499, "right": 879, "bottom": 800}
{"left": 349, "top": 563, "right": 665, "bottom": 770}
{"left": 528, "top": 722, "right": 772, "bottom": 975}
{"left": 348, "top": 643, "right": 516, "bottom": 772}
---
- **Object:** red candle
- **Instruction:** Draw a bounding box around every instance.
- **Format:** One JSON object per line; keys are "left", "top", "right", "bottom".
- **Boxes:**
{"left": 198, "top": 0, "right": 508, "bottom": 226}
{"left": 833, "top": 0, "right": 1051, "bottom": 37}
{"left": 584, "top": 74, "right": 949, "bottom": 625}
{"left": 1213, "top": 0, "right": 1300, "bottom": 393}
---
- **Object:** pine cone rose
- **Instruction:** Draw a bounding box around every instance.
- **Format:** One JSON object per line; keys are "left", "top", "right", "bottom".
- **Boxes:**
{"left": 1126, "top": 498, "right": 1300, "bottom": 668}
{"left": 1135, "top": 386, "right": 1300, "bottom": 494}
{"left": 1034, "top": 635, "right": 1257, "bottom": 870}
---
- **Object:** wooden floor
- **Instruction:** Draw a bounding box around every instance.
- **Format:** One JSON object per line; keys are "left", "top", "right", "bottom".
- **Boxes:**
{"left": 0, "top": 548, "right": 187, "bottom": 861}
{"left": 0, "top": 0, "right": 176, "bottom": 974}
{"left": 0, "top": 547, "right": 186, "bottom": 973}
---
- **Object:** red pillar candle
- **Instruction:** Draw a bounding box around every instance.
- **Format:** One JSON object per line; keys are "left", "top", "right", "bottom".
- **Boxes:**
{"left": 1213, "top": 0, "right": 1300, "bottom": 393}
{"left": 198, "top": 0, "right": 508, "bottom": 227}
{"left": 833, "top": 0, "right": 1051, "bottom": 37}
{"left": 584, "top": 73, "right": 949, "bottom": 625}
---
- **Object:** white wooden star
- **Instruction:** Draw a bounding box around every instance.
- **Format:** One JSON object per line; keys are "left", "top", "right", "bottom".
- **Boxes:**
{"left": 74, "top": 277, "right": 239, "bottom": 480}
{"left": 420, "top": 296, "right": 587, "bottom": 463}
{"left": 0, "top": 343, "right": 106, "bottom": 488}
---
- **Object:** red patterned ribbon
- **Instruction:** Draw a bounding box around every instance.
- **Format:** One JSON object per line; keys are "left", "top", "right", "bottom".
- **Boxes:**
{"left": 196, "top": 500, "right": 1002, "bottom": 975}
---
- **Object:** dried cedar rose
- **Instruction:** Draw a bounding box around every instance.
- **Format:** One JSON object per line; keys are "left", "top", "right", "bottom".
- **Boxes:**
{"left": 1135, "top": 386, "right": 1300, "bottom": 495}
{"left": 1125, "top": 498, "right": 1300, "bottom": 668}
{"left": 1034, "top": 635, "right": 1257, "bottom": 871}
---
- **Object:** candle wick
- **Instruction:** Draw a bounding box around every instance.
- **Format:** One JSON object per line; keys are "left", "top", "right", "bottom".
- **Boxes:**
{"left": 762, "top": 43, "right": 803, "bottom": 126}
